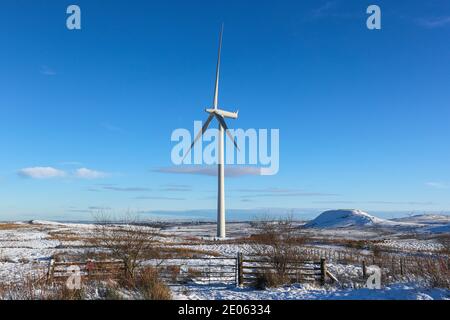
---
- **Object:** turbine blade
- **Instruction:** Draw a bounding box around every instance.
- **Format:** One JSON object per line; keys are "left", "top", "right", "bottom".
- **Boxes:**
{"left": 213, "top": 24, "right": 224, "bottom": 109}
{"left": 215, "top": 114, "right": 240, "bottom": 151}
{"left": 182, "top": 114, "right": 214, "bottom": 161}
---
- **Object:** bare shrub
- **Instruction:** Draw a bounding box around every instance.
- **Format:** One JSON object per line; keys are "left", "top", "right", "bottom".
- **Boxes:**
{"left": 91, "top": 214, "right": 159, "bottom": 280}
{"left": 248, "top": 215, "right": 305, "bottom": 286}
{"left": 370, "top": 254, "right": 450, "bottom": 289}
{"left": 438, "top": 235, "right": 450, "bottom": 255}
{"left": 409, "top": 256, "right": 450, "bottom": 289}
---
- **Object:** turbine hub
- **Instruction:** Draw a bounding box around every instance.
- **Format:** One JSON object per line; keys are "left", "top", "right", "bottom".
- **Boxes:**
{"left": 205, "top": 108, "right": 238, "bottom": 119}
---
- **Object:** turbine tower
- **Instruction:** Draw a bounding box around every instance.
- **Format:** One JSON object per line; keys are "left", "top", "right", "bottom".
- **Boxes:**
{"left": 184, "top": 25, "right": 239, "bottom": 239}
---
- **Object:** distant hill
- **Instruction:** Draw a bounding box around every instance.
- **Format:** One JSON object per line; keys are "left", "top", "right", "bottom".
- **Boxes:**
{"left": 391, "top": 214, "right": 450, "bottom": 225}
{"left": 303, "top": 210, "right": 450, "bottom": 234}
{"left": 304, "top": 209, "right": 388, "bottom": 228}
{"left": 392, "top": 214, "right": 450, "bottom": 234}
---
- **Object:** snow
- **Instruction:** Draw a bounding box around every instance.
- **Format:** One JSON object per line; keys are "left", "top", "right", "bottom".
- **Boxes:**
{"left": 304, "top": 210, "right": 390, "bottom": 229}
{"left": 425, "top": 224, "right": 450, "bottom": 234}
{"left": 174, "top": 244, "right": 254, "bottom": 257}
{"left": 30, "top": 220, "right": 96, "bottom": 229}
{"left": 172, "top": 282, "right": 450, "bottom": 300}
{"left": 388, "top": 214, "right": 450, "bottom": 234}
{"left": 303, "top": 209, "right": 432, "bottom": 231}
{"left": 376, "top": 239, "right": 443, "bottom": 252}
{"left": 392, "top": 214, "right": 450, "bottom": 225}
{"left": 1, "top": 219, "right": 449, "bottom": 300}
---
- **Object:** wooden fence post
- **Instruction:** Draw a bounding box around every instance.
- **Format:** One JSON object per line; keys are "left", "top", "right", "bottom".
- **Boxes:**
{"left": 237, "top": 252, "right": 243, "bottom": 287}
{"left": 47, "top": 259, "right": 55, "bottom": 282}
{"left": 320, "top": 258, "right": 326, "bottom": 285}
{"left": 400, "top": 258, "right": 404, "bottom": 276}
{"left": 362, "top": 260, "right": 367, "bottom": 279}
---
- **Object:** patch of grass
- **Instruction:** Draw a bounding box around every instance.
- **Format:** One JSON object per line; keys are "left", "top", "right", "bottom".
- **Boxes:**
{"left": 52, "top": 285, "right": 86, "bottom": 300}
{"left": 48, "top": 231, "right": 86, "bottom": 243}
{"left": 254, "top": 271, "right": 288, "bottom": 289}
{"left": 0, "top": 223, "right": 27, "bottom": 230}
{"left": 134, "top": 267, "right": 172, "bottom": 300}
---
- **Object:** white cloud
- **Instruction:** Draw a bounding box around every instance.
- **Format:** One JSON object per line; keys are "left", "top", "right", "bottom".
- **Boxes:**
{"left": 417, "top": 16, "right": 450, "bottom": 28}
{"left": 101, "top": 122, "right": 125, "bottom": 133}
{"left": 40, "top": 65, "right": 56, "bottom": 76}
{"left": 312, "top": 1, "right": 337, "bottom": 18}
{"left": 75, "top": 168, "right": 108, "bottom": 179}
{"left": 425, "top": 182, "right": 448, "bottom": 189}
{"left": 154, "top": 166, "right": 262, "bottom": 177}
{"left": 18, "top": 166, "right": 109, "bottom": 180}
{"left": 18, "top": 167, "right": 66, "bottom": 179}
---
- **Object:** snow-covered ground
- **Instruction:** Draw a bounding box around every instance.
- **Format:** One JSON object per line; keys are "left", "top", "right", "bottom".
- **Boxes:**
{"left": 173, "top": 282, "right": 450, "bottom": 300}
{"left": 1, "top": 212, "right": 449, "bottom": 300}
{"left": 376, "top": 239, "right": 443, "bottom": 252}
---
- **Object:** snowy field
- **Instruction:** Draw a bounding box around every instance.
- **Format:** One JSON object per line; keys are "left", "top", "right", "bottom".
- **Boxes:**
{"left": 172, "top": 283, "right": 450, "bottom": 300}
{"left": 0, "top": 210, "right": 449, "bottom": 300}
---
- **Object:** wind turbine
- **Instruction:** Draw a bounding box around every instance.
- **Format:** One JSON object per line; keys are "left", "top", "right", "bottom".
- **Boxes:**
{"left": 183, "top": 25, "right": 239, "bottom": 239}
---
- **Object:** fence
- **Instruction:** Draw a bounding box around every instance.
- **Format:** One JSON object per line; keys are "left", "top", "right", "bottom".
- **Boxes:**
{"left": 155, "top": 257, "right": 236, "bottom": 285}
{"left": 300, "top": 245, "right": 450, "bottom": 284}
{"left": 47, "top": 259, "right": 125, "bottom": 282}
{"left": 47, "top": 254, "right": 329, "bottom": 287}
{"left": 237, "top": 253, "right": 327, "bottom": 286}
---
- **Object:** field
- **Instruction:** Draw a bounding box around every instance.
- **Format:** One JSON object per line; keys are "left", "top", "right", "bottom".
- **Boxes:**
{"left": 0, "top": 211, "right": 449, "bottom": 300}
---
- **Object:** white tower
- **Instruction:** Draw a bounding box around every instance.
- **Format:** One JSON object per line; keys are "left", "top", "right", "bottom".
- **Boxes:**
{"left": 183, "top": 25, "right": 239, "bottom": 239}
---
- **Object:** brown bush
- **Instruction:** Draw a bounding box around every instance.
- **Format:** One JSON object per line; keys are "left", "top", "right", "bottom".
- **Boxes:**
{"left": 91, "top": 214, "right": 159, "bottom": 280}
{"left": 186, "top": 268, "right": 203, "bottom": 280}
{"left": 134, "top": 267, "right": 171, "bottom": 300}
{"left": 411, "top": 257, "right": 450, "bottom": 289}
{"left": 249, "top": 215, "right": 306, "bottom": 284}
{"left": 254, "top": 271, "right": 287, "bottom": 289}
{"left": 438, "top": 236, "right": 450, "bottom": 255}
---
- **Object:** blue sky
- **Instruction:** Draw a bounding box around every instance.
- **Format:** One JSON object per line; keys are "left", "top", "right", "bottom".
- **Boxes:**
{"left": 1, "top": 0, "right": 449, "bottom": 221}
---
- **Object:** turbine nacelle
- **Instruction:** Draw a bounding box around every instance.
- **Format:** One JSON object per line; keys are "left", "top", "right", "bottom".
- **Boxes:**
{"left": 205, "top": 108, "right": 239, "bottom": 119}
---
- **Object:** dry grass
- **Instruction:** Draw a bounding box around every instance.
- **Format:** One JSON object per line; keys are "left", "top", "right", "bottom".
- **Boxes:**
{"left": 90, "top": 215, "right": 159, "bottom": 279}
{"left": 164, "top": 265, "right": 181, "bottom": 282}
{"left": 47, "top": 231, "right": 87, "bottom": 243}
{"left": 0, "top": 223, "right": 28, "bottom": 230}
{"left": 0, "top": 265, "right": 171, "bottom": 300}
{"left": 186, "top": 267, "right": 203, "bottom": 281}
{"left": 438, "top": 235, "right": 450, "bottom": 255}
{"left": 254, "top": 271, "right": 290, "bottom": 289}
{"left": 132, "top": 267, "right": 172, "bottom": 300}
{"left": 0, "top": 271, "right": 86, "bottom": 300}
{"left": 248, "top": 216, "right": 307, "bottom": 285}
{"left": 397, "top": 256, "right": 450, "bottom": 288}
